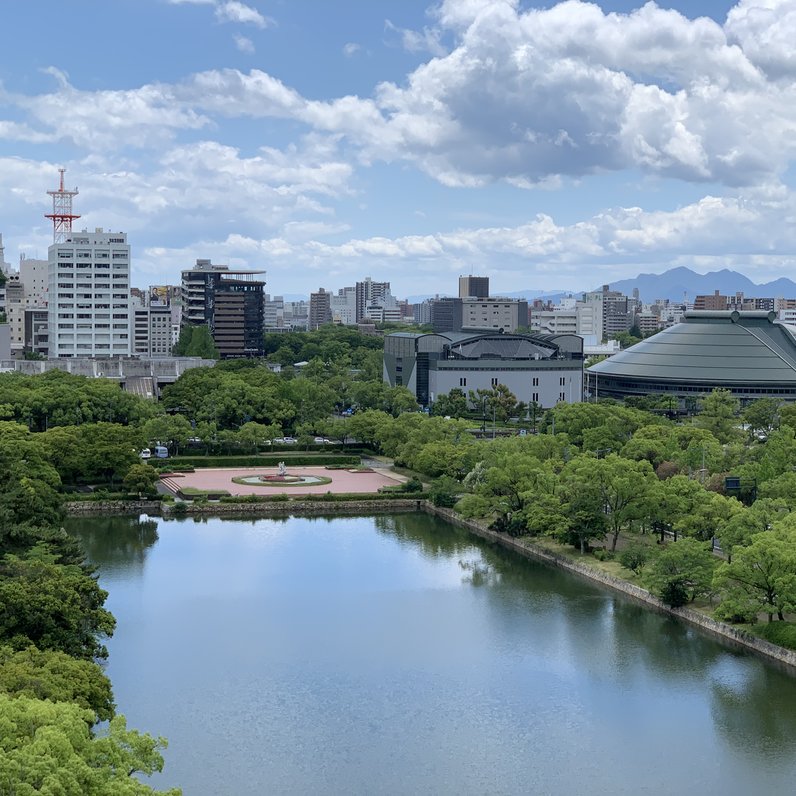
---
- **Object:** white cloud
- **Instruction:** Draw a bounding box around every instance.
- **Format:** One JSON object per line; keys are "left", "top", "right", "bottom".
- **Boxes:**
{"left": 233, "top": 34, "right": 255, "bottom": 53}
{"left": 13, "top": 2, "right": 796, "bottom": 191}
{"left": 343, "top": 42, "right": 360, "bottom": 57}
{"left": 124, "top": 188, "right": 796, "bottom": 292}
{"left": 215, "top": 1, "right": 270, "bottom": 28}
{"left": 384, "top": 20, "right": 447, "bottom": 57}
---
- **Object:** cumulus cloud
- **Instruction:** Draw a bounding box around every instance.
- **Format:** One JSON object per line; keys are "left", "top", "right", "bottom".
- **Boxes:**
{"left": 12, "top": 2, "right": 796, "bottom": 190}
{"left": 342, "top": 42, "right": 360, "bottom": 57}
{"left": 233, "top": 33, "right": 255, "bottom": 53}
{"left": 384, "top": 20, "right": 447, "bottom": 57}
{"left": 215, "top": 1, "right": 270, "bottom": 28}
{"left": 125, "top": 188, "right": 796, "bottom": 291}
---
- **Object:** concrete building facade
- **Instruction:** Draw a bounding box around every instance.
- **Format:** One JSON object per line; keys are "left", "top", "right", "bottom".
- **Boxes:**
{"left": 309, "top": 288, "right": 333, "bottom": 330}
{"left": 48, "top": 229, "right": 131, "bottom": 358}
{"left": 181, "top": 259, "right": 265, "bottom": 357}
{"left": 431, "top": 297, "right": 529, "bottom": 334}
{"left": 384, "top": 331, "right": 584, "bottom": 409}
{"left": 459, "top": 275, "right": 489, "bottom": 299}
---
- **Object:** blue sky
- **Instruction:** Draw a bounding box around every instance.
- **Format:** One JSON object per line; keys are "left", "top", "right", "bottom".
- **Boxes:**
{"left": 2, "top": 0, "right": 794, "bottom": 297}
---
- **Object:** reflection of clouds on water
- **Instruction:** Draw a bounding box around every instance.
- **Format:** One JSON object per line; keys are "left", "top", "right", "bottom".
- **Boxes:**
{"left": 710, "top": 655, "right": 796, "bottom": 759}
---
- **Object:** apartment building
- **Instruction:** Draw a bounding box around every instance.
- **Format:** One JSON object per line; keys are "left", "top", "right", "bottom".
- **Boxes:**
{"left": 133, "top": 305, "right": 172, "bottom": 358}
{"left": 181, "top": 259, "right": 265, "bottom": 358}
{"left": 48, "top": 229, "right": 131, "bottom": 358}
{"left": 309, "top": 288, "right": 333, "bottom": 330}
{"left": 431, "top": 297, "right": 529, "bottom": 334}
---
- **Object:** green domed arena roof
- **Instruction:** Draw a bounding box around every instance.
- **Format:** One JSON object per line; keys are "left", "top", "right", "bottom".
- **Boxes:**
{"left": 589, "top": 311, "right": 796, "bottom": 386}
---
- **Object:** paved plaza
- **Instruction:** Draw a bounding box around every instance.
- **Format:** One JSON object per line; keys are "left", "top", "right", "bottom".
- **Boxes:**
{"left": 161, "top": 466, "right": 407, "bottom": 497}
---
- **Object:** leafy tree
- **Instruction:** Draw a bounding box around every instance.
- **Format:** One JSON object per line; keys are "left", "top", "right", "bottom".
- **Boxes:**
{"left": 0, "top": 645, "right": 114, "bottom": 722}
{"left": 544, "top": 402, "right": 654, "bottom": 448}
{"left": 619, "top": 540, "right": 654, "bottom": 576}
{"left": 238, "top": 421, "right": 281, "bottom": 451}
{"left": 561, "top": 454, "right": 658, "bottom": 551}
{"left": 718, "top": 499, "right": 790, "bottom": 561}
{"left": 383, "top": 385, "right": 419, "bottom": 416}
{"left": 0, "top": 557, "right": 115, "bottom": 660}
{"left": 693, "top": 388, "right": 741, "bottom": 444}
{"left": 758, "top": 471, "right": 796, "bottom": 509}
{"left": 620, "top": 425, "right": 674, "bottom": 467}
{"left": 431, "top": 388, "right": 468, "bottom": 418}
{"left": 123, "top": 464, "right": 159, "bottom": 497}
{"left": 0, "top": 695, "right": 179, "bottom": 795}
{"left": 173, "top": 324, "right": 218, "bottom": 359}
{"left": 468, "top": 384, "right": 519, "bottom": 423}
{"left": 646, "top": 537, "right": 717, "bottom": 604}
{"left": 429, "top": 476, "right": 461, "bottom": 508}
{"left": 142, "top": 415, "right": 193, "bottom": 456}
{"left": 562, "top": 484, "right": 608, "bottom": 554}
{"left": 714, "top": 527, "right": 796, "bottom": 623}
{"left": 742, "top": 397, "right": 781, "bottom": 438}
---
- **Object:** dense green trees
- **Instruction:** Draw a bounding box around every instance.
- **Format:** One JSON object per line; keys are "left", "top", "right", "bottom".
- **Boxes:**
{"left": 173, "top": 324, "right": 218, "bottom": 359}
{"left": 0, "top": 697, "right": 178, "bottom": 795}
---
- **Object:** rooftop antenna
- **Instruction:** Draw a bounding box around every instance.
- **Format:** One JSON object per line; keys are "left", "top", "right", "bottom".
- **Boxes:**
{"left": 45, "top": 168, "right": 80, "bottom": 243}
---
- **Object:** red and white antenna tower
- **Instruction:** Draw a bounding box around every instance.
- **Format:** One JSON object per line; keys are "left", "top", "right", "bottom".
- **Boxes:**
{"left": 45, "top": 168, "right": 80, "bottom": 243}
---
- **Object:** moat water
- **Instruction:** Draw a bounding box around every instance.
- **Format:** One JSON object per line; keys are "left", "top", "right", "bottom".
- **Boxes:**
{"left": 68, "top": 513, "right": 796, "bottom": 795}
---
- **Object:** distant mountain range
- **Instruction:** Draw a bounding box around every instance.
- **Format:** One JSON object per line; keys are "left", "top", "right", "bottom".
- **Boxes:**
{"left": 606, "top": 267, "right": 796, "bottom": 303}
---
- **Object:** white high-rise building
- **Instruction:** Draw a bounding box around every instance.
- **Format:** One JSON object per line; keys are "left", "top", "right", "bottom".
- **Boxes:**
{"left": 48, "top": 228, "right": 131, "bottom": 358}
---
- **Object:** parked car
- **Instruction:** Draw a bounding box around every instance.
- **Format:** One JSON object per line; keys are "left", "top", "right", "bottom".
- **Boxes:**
{"left": 314, "top": 437, "right": 334, "bottom": 445}
{"left": 139, "top": 448, "right": 152, "bottom": 460}
{"left": 153, "top": 445, "right": 169, "bottom": 459}
{"left": 274, "top": 436, "right": 297, "bottom": 445}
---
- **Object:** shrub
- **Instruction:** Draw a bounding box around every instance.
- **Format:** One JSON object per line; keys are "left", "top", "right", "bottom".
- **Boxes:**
{"left": 618, "top": 541, "right": 651, "bottom": 575}
{"left": 593, "top": 549, "right": 615, "bottom": 562}
{"left": 172, "top": 501, "right": 188, "bottom": 517}
{"left": 752, "top": 622, "right": 796, "bottom": 651}
{"left": 170, "top": 455, "right": 359, "bottom": 468}
{"left": 659, "top": 578, "right": 689, "bottom": 608}
{"left": 401, "top": 477, "right": 424, "bottom": 494}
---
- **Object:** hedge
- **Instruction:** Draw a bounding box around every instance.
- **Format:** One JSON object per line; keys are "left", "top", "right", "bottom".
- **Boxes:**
{"left": 217, "top": 491, "right": 430, "bottom": 504}
{"left": 65, "top": 492, "right": 161, "bottom": 502}
{"left": 168, "top": 455, "right": 360, "bottom": 468}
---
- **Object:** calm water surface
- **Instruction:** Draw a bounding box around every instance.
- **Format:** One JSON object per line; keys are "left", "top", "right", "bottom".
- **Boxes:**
{"left": 68, "top": 513, "right": 796, "bottom": 796}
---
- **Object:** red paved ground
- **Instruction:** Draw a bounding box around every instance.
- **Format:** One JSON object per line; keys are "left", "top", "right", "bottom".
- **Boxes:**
{"left": 161, "top": 466, "right": 406, "bottom": 496}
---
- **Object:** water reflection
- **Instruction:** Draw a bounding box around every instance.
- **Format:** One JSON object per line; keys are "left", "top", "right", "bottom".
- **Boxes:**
{"left": 68, "top": 512, "right": 796, "bottom": 795}
{"left": 65, "top": 514, "right": 158, "bottom": 573}
{"left": 710, "top": 662, "right": 796, "bottom": 758}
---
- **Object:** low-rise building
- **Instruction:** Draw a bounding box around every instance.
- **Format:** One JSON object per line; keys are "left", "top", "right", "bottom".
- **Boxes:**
{"left": 384, "top": 330, "right": 583, "bottom": 409}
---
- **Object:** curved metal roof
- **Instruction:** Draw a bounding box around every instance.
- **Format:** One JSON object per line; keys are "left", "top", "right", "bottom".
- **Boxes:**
{"left": 588, "top": 311, "right": 796, "bottom": 385}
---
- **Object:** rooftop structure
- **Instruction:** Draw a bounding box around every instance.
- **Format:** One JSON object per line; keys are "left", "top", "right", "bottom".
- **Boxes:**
{"left": 45, "top": 169, "right": 80, "bottom": 244}
{"left": 587, "top": 310, "right": 796, "bottom": 402}
{"left": 181, "top": 259, "right": 266, "bottom": 358}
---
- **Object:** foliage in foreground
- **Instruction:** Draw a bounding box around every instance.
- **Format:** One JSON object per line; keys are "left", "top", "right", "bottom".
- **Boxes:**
{"left": 0, "top": 696, "right": 179, "bottom": 796}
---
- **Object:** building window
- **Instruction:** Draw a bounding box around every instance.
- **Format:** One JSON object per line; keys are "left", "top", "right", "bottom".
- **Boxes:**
{"left": 459, "top": 377, "right": 467, "bottom": 387}
{"left": 560, "top": 377, "right": 566, "bottom": 386}
{"left": 491, "top": 377, "right": 498, "bottom": 386}
{"left": 532, "top": 377, "right": 539, "bottom": 386}
{"left": 560, "top": 392, "right": 566, "bottom": 401}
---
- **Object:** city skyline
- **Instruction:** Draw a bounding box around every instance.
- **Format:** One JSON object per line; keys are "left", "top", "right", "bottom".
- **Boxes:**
{"left": 2, "top": 0, "right": 795, "bottom": 295}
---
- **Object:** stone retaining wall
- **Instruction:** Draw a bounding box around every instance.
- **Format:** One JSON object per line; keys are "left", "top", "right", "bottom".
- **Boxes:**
{"left": 174, "top": 499, "right": 424, "bottom": 516}
{"left": 64, "top": 500, "right": 161, "bottom": 516}
{"left": 426, "top": 504, "right": 796, "bottom": 672}
{"left": 64, "top": 498, "right": 423, "bottom": 517}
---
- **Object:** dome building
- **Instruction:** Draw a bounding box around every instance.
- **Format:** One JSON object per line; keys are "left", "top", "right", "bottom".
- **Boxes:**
{"left": 586, "top": 311, "right": 796, "bottom": 403}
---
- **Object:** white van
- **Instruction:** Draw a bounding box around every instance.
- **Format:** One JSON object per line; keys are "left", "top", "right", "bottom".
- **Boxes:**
{"left": 139, "top": 449, "right": 152, "bottom": 460}
{"left": 153, "top": 445, "right": 169, "bottom": 459}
